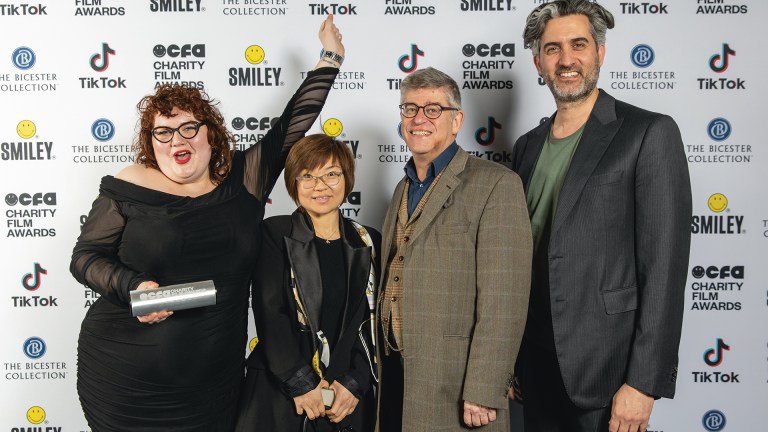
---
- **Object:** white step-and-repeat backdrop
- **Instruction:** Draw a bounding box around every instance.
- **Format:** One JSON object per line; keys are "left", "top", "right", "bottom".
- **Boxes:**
{"left": 1, "top": 1, "right": 765, "bottom": 431}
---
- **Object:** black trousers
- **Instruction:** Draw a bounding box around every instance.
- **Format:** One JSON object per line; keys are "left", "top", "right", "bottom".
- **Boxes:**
{"left": 518, "top": 343, "right": 612, "bottom": 432}
{"left": 378, "top": 350, "right": 404, "bottom": 432}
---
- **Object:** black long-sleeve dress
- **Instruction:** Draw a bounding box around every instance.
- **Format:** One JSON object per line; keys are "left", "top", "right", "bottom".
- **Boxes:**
{"left": 70, "top": 68, "right": 338, "bottom": 432}
{"left": 235, "top": 210, "right": 380, "bottom": 432}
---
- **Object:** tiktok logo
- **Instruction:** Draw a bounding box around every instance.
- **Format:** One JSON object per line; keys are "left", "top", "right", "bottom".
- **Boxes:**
{"left": 90, "top": 43, "right": 116, "bottom": 72}
{"left": 22, "top": 263, "right": 47, "bottom": 291}
{"left": 703, "top": 338, "right": 730, "bottom": 367}
{"left": 709, "top": 43, "right": 735, "bottom": 73}
{"left": 475, "top": 116, "right": 502, "bottom": 146}
{"left": 398, "top": 44, "right": 424, "bottom": 74}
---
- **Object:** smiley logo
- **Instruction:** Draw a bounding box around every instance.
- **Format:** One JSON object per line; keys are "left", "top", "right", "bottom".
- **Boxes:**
{"left": 153, "top": 44, "right": 166, "bottom": 58}
{"left": 322, "top": 118, "right": 343, "bottom": 137}
{"left": 691, "top": 266, "right": 705, "bottom": 279}
{"left": 708, "top": 193, "right": 728, "bottom": 213}
{"left": 245, "top": 45, "right": 265, "bottom": 65}
{"left": 462, "top": 44, "right": 475, "bottom": 57}
{"left": 5, "top": 193, "right": 18, "bottom": 206}
{"left": 26, "top": 406, "right": 45, "bottom": 424}
{"left": 249, "top": 337, "right": 259, "bottom": 351}
{"left": 231, "top": 117, "right": 245, "bottom": 130}
{"left": 17, "top": 120, "right": 36, "bottom": 139}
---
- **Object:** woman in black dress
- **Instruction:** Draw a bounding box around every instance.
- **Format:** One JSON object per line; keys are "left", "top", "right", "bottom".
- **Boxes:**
{"left": 70, "top": 17, "right": 344, "bottom": 432}
{"left": 236, "top": 134, "right": 379, "bottom": 432}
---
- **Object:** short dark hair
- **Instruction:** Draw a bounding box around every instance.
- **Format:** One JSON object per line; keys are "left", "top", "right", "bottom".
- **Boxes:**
{"left": 284, "top": 134, "right": 356, "bottom": 205}
{"left": 135, "top": 85, "right": 234, "bottom": 185}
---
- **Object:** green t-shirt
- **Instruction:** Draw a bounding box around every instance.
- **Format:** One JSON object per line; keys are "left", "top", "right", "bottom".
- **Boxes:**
{"left": 526, "top": 124, "right": 585, "bottom": 253}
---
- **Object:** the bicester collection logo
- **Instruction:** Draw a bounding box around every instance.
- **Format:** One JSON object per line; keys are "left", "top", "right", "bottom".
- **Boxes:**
{"left": 1, "top": 46, "right": 58, "bottom": 93}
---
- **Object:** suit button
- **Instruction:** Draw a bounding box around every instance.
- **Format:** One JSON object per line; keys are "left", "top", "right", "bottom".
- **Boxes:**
{"left": 391, "top": 297, "right": 397, "bottom": 302}
{"left": 394, "top": 276, "right": 400, "bottom": 282}
{"left": 398, "top": 256, "right": 404, "bottom": 261}
{"left": 404, "top": 236, "right": 409, "bottom": 242}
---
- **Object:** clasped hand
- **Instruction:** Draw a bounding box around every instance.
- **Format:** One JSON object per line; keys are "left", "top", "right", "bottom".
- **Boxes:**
{"left": 293, "top": 380, "right": 359, "bottom": 423}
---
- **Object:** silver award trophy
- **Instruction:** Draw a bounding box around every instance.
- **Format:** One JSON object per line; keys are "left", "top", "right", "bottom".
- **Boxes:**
{"left": 130, "top": 280, "right": 216, "bottom": 317}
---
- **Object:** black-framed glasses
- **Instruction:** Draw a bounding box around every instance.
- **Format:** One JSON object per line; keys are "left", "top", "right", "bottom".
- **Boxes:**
{"left": 296, "top": 171, "right": 344, "bottom": 189}
{"left": 399, "top": 103, "right": 459, "bottom": 119}
{"left": 150, "top": 121, "right": 206, "bottom": 143}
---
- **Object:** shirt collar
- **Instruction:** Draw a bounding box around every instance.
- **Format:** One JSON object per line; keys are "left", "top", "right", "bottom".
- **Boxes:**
{"left": 404, "top": 141, "right": 459, "bottom": 183}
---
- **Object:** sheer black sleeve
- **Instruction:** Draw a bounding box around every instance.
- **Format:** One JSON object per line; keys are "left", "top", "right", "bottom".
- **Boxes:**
{"left": 242, "top": 67, "right": 338, "bottom": 201}
{"left": 70, "top": 194, "right": 145, "bottom": 306}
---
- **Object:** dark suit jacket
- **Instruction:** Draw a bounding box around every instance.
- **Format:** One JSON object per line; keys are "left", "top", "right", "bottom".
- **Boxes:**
{"left": 376, "top": 148, "right": 532, "bottom": 431}
{"left": 236, "top": 210, "right": 380, "bottom": 432}
{"left": 511, "top": 90, "right": 691, "bottom": 409}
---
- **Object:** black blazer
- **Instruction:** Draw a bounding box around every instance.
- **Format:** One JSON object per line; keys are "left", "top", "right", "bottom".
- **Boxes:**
{"left": 237, "top": 209, "right": 380, "bottom": 431}
{"left": 511, "top": 90, "right": 692, "bottom": 409}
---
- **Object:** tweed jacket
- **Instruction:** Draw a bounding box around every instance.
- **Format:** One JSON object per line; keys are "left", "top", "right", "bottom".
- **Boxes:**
{"left": 376, "top": 147, "right": 532, "bottom": 431}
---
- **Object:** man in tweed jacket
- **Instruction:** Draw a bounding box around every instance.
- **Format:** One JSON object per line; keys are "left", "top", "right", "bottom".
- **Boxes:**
{"left": 375, "top": 67, "right": 532, "bottom": 431}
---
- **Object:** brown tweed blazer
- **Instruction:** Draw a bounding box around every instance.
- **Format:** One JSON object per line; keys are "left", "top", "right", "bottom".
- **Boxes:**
{"left": 375, "top": 147, "right": 532, "bottom": 431}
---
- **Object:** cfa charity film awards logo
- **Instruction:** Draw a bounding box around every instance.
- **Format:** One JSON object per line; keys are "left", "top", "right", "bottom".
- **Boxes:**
{"left": 460, "top": 43, "right": 515, "bottom": 90}
{"left": 152, "top": 43, "right": 206, "bottom": 89}
{"left": 5, "top": 192, "right": 57, "bottom": 238}
{"left": 689, "top": 264, "right": 743, "bottom": 312}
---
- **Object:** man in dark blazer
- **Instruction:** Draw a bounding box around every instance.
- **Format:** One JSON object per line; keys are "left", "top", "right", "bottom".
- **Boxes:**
{"left": 376, "top": 67, "right": 532, "bottom": 431}
{"left": 511, "top": 2, "right": 692, "bottom": 432}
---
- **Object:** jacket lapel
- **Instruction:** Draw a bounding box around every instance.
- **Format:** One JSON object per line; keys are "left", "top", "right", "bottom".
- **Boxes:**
{"left": 284, "top": 211, "right": 323, "bottom": 331}
{"left": 408, "top": 148, "right": 466, "bottom": 244}
{"left": 340, "top": 218, "right": 372, "bottom": 340}
{"left": 379, "top": 179, "right": 405, "bottom": 287}
{"left": 552, "top": 90, "right": 623, "bottom": 235}
{"left": 517, "top": 118, "right": 551, "bottom": 192}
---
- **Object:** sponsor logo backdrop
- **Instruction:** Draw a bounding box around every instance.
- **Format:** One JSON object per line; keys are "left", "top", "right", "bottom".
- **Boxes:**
{"left": 1, "top": 1, "right": 765, "bottom": 430}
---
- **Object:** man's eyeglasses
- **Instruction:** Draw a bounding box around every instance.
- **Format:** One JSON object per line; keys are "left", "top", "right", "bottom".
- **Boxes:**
{"left": 296, "top": 171, "right": 344, "bottom": 189}
{"left": 150, "top": 121, "right": 206, "bottom": 143}
{"left": 399, "top": 103, "right": 459, "bottom": 119}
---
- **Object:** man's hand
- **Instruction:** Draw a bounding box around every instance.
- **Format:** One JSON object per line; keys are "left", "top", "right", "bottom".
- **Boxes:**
{"left": 293, "top": 380, "right": 329, "bottom": 420}
{"left": 326, "top": 381, "right": 359, "bottom": 423}
{"left": 609, "top": 383, "right": 654, "bottom": 432}
{"left": 463, "top": 400, "right": 497, "bottom": 428}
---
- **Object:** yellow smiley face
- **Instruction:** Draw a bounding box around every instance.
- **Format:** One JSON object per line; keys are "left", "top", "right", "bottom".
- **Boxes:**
{"left": 248, "top": 337, "right": 259, "bottom": 351}
{"left": 17, "top": 120, "right": 36, "bottom": 139}
{"left": 322, "top": 118, "right": 343, "bottom": 137}
{"left": 245, "top": 45, "right": 265, "bottom": 65}
{"left": 26, "top": 406, "right": 45, "bottom": 424}
{"left": 708, "top": 193, "right": 728, "bottom": 213}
